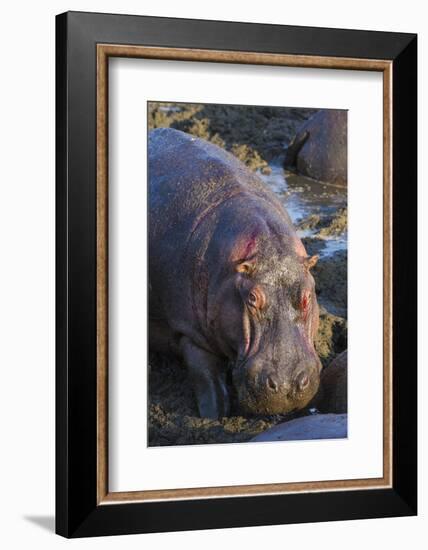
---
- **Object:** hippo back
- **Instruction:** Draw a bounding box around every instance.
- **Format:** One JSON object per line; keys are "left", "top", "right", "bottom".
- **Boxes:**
{"left": 149, "top": 128, "right": 287, "bottom": 243}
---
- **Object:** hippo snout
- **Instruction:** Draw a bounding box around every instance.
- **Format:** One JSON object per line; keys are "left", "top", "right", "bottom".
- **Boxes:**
{"left": 264, "top": 369, "right": 312, "bottom": 394}
{"left": 234, "top": 360, "right": 321, "bottom": 415}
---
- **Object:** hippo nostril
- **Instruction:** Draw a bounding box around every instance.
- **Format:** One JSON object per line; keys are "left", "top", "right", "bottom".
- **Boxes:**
{"left": 297, "top": 372, "right": 310, "bottom": 392}
{"left": 266, "top": 376, "right": 278, "bottom": 392}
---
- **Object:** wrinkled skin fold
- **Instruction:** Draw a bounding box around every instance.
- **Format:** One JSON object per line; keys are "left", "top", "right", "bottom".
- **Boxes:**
{"left": 149, "top": 128, "right": 322, "bottom": 419}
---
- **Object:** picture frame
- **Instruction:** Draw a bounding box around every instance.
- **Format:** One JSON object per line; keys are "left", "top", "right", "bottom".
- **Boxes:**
{"left": 56, "top": 11, "right": 417, "bottom": 538}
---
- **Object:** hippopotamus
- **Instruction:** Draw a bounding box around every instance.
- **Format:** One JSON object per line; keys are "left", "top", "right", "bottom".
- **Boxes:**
{"left": 284, "top": 110, "right": 347, "bottom": 186}
{"left": 149, "top": 128, "right": 322, "bottom": 419}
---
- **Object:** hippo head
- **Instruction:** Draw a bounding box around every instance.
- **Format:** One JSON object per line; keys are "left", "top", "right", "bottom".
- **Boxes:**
{"left": 215, "top": 226, "right": 322, "bottom": 415}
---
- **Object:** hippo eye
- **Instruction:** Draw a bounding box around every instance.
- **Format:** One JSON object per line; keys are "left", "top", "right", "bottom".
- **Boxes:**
{"left": 248, "top": 291, "right": 258, "bottom": 307}
{"left": 247, "top": 287, "right": 266, "bottom": 310}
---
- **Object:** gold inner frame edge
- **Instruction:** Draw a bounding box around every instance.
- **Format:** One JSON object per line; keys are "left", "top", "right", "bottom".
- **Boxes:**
{"left": 96, "top": 44, "right": 393, "bottom": 505}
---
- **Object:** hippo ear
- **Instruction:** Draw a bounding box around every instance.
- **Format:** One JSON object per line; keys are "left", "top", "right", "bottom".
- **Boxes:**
{"left": 235, "top": 259, "right": 256, "bottom": 274}
{"left": 303, "top": 255, "right": 319, "bottom": 271}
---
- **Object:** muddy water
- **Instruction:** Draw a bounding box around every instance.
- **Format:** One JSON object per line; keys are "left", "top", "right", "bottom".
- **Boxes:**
{"left": 259, "top": 163, "right": 347, "bottom": 257}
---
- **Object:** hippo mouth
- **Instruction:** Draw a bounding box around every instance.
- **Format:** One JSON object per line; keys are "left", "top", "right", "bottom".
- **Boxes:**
{"left": 237, "top": 381, "right": 319, "bottom": 416}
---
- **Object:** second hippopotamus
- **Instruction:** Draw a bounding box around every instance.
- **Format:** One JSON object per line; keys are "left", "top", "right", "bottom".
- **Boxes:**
{"left": 284, "top": 110, "right": 347, "bottom": 186}
{"left": 149, "top": 128, "right": 322, "bottom": 419}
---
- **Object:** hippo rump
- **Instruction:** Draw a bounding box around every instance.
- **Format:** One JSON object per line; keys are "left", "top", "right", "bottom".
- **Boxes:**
{"left": 149, "top": 128, "right": 322, "bottom": 419}
{"left": 284, "top": 110, "right": 347, "bottom": 186}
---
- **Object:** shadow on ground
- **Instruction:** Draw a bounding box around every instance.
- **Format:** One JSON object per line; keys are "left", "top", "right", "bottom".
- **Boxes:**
{"left": 23, "top": 515, "right": 55, "bottom": 533}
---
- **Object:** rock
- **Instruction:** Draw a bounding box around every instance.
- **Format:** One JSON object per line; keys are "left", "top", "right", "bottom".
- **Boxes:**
{"left": 297, "top": 213, "right": 322, "bottom": 232}
{"left": 298, "top": 208, "right": 347, "bottom": 238}
{"left": 251, "top": 414, "right": 347, "bottom": 442}
{"left": 317, "top": 208, "right": 347, "bottom": 237}
{"left": 311, "top": 351, "right": 347, "bottom": 414}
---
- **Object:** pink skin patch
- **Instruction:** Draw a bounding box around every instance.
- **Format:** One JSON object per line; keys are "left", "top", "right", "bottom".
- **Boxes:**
{"left": 231, "top": 229, "right": 259, "bottom": 263}
{"left": 301, "top": 290, "right": 311, "bottom": 322}
{"left": 243, "top": 236, "right": 257, "bottom": 259}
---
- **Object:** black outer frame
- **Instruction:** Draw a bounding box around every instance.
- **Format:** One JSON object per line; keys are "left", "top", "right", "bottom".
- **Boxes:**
{"left": 56, "top": 11, "right": 417, "bottom": 538}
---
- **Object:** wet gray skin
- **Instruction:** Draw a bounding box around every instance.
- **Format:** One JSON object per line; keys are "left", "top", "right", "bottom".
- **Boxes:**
{"left": 149, "top": 128, "right": 322, "bottom": 419}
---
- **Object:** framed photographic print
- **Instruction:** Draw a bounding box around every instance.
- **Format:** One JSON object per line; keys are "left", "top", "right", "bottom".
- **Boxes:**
{"left": 56, "top": 11, "right": 417, "bottom": 537}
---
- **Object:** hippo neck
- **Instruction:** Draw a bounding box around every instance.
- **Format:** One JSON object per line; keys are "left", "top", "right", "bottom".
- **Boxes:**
{"left": 185, "top": 193, "right": 249, "bottom": 357}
